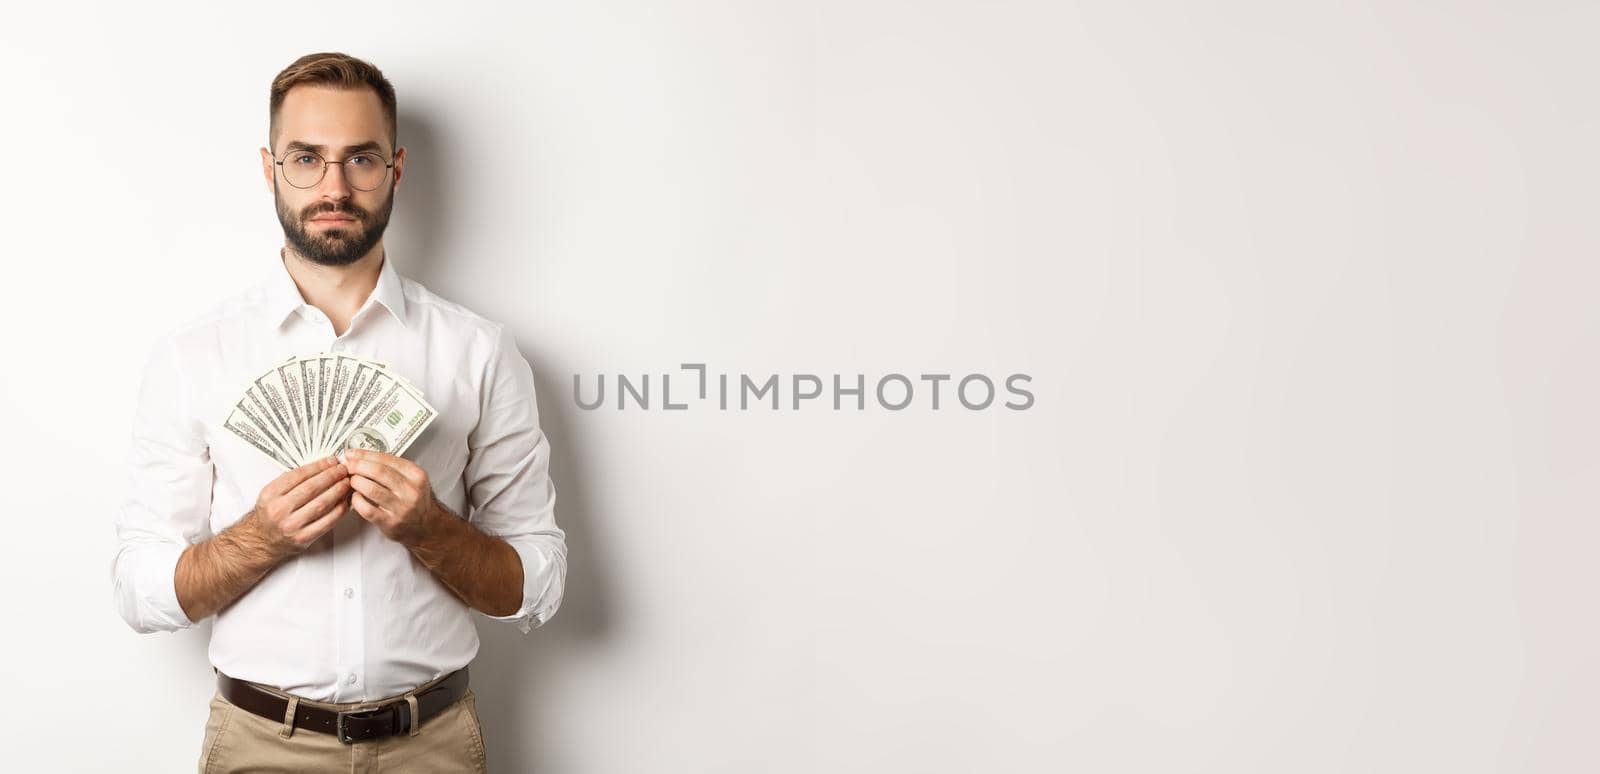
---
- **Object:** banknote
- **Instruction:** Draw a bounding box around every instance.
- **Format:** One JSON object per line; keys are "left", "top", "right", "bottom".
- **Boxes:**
{"left": 223, "top": 353, "right": 437, "bottom": 471}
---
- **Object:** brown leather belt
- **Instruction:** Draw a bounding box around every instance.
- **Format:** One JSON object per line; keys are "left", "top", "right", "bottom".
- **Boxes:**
{"left": 216, "top": 667, "right": 470, "bottom": 744}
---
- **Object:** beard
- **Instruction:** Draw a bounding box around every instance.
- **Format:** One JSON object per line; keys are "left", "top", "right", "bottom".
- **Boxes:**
{"left": 275, "top": 179, "right": 395, "bottom": 267}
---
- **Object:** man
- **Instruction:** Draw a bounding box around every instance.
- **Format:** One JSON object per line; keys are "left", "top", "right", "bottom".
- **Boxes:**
{"left": 111, "top": 52, "right": 567, "bottom": 773}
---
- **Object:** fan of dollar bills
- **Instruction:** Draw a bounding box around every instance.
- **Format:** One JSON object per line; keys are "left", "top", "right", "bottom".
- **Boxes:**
{"left": 223, "top": 353, "right": 437, "bottom": 471}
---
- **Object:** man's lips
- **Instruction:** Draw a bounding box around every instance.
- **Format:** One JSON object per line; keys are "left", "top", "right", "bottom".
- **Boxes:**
{"left": 310, "top": 214, "right": 357, "bottom": 225}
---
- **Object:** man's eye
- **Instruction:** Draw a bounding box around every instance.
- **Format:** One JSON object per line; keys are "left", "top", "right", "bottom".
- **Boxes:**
{"left": 349, "top": 155, "right": 374, "bottom": 166}
{"left": 292, "top": 154, "right": 318, "bottom": 165}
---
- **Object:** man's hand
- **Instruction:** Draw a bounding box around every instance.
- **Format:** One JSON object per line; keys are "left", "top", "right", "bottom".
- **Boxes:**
{"left": 240, "top": 457, "right": 354, "bottom": 560}
{"left": 175, "top": 457, "right": 351, "bottom": 622}
{"left": 343, "top": 448, "right": 526, "bottom": 617}
{"left": 343, "top": 449, "right": 441, "bottom": 547}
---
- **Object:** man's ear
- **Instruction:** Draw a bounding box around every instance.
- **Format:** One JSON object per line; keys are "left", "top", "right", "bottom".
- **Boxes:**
{"left": 392, "top": 146, "right": 406, "bottom": 191}
{"left": 259, "top": 146, "right": 274, "bottom": 193}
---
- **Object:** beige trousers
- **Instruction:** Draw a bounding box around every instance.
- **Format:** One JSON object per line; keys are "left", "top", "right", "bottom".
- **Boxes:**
{"left": 196, "top": 682, "right": 488, "bottom": 773}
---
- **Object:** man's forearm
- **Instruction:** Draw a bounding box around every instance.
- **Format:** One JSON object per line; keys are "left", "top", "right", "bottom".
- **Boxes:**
{"left": 174, "top": 512, "right": 288, "bottom": 622}
{"left": 407, "top": 501, "right": 524, "bottom": 617}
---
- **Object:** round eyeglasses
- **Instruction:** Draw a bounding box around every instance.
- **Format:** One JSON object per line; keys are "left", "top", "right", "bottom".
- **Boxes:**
{"left": 274, "top": 149, "right": 394, "bottom": 191}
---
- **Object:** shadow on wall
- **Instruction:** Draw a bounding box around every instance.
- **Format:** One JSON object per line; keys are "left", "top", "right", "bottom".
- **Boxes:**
{"left": 392, "top": 108, "right": 615, "bottom": 771}
{"left": 474, "top": 356, "right": 612, "bottom": 770}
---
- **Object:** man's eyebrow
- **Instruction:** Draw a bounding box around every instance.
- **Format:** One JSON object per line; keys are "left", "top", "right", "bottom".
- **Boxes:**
{"left": 283, "top": 140, "right": 386, "bottom": 155}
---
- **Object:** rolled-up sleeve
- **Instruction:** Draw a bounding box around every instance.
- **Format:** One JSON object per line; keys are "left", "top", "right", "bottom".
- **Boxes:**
{"left": 464, "top": 324, "right": 568, "bottom": 634}
{"left": 110, "top": 335, "right": 213, "bottom": 633}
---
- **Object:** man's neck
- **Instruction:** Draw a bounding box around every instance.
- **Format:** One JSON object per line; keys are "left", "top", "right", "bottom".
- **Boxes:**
{"left": 281, "top": 243, "right": 385, "bottom": 336}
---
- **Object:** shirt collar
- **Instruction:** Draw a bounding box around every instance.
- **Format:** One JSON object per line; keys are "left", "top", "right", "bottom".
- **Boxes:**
{"left": 266, "top": 249, "right": 409, "bottom": 332}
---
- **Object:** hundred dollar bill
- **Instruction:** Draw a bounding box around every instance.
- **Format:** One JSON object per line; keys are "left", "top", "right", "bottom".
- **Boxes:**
{"left": 327, "top": 367, "right": 391, "bottom": 458}
{"left": 301, "top": 355, "right": 323, "bottom": 459}
{"left": 223, "top": 405, "right": 296, "bottom": 471}
{"left": 233, "top": 396, "right": 294, "bottom": 460}
{"left": 273, "top": 358, "right": 310, "bottom": 459}
{"left": 319, "top": 355, "right": 358, "bottom": 456}
{"left": 332, "top": 377, "right": 436, "bottom": 461}
{"left": 244, "top": 380, "right": 303, "bottom": 463}
{"left": 324, "top": 357, "right": 378, "bottom": 457}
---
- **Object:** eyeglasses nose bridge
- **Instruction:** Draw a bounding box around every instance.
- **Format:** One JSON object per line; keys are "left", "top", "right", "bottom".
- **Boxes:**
{"left": 318, "top": 159, "right": 354, "bottom": 190}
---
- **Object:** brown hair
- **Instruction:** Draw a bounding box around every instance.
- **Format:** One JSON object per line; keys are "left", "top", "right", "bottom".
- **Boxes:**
{"left": 269, "top": 52, "right": 397, "bottom": 152}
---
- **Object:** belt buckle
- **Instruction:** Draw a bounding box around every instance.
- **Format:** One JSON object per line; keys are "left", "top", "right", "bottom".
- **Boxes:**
{"left": 335, "top": 705, "right": 395, "bottom": 745}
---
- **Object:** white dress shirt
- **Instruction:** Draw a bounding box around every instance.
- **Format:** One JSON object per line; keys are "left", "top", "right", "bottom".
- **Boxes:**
{"left": 111, "top": 251, "right": 567, "bottom": 702}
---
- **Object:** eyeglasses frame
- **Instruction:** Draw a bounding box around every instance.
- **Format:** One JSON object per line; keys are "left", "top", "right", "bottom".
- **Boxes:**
{"left": 273, "top": 147, "right": 396, "bottom": 191}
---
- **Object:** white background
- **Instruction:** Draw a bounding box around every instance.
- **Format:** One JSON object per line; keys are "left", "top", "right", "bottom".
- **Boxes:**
{"left": 2, "top": 1, "right": 1595, "bottom": 771}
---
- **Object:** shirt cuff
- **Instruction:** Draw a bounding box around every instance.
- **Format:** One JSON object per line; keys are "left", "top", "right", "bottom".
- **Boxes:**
{"left": 114, "top": 540, "right": 196, "bottom": 633}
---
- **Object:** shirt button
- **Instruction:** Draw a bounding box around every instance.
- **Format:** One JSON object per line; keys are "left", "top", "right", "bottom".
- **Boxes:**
{"left": 344, "top": 587, "right": 354, "bottom": 598}
{"left": 347, "top": 673, "right": 358, "bottom": 685}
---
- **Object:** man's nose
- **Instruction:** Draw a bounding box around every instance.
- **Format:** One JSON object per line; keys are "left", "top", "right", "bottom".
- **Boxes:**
{"left": 318, "top": 161, "right": 353, "bottom": 199}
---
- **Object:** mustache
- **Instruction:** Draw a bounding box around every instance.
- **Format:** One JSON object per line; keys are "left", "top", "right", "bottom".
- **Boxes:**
{"left": 302, "top": 203, "right": 367, "bottom": 221}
